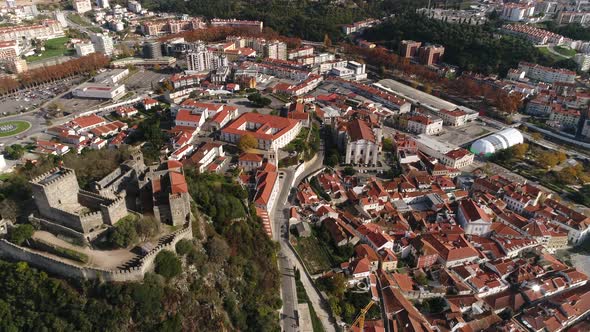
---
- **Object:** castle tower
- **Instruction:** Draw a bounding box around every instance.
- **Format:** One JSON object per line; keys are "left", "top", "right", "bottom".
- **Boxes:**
{"left": 30, "top": 167, "right": 80, "bottom": 217}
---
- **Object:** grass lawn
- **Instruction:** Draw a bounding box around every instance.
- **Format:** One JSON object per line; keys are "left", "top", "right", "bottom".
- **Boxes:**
{"left": 67, "top": 13, "right": 92, "bottom": 27}
{"left": 538, "top": 46, "right": 566, "bottom": 61}
{"left": 0, "top": 120, "right": 31, "bottom": 137}
{"left": 25, "top": 37, "right": 73, "bottom": 62}
{"left": 295, "top": 235, "right": 333, "bottom": 274}
{"left": 554, "top": 46, "right": 577, "bottom": 57}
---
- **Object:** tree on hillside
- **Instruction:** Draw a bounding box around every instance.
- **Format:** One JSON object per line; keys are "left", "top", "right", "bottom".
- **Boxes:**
{"left": 238, "top": 134, "right": 257, "bottom": 152}
{"left": 323, "top": 34, "right": 332, "bottom": 48}
{"left": 7, "top": 224, "right": 34, "bottom": 246}
{"left": 4, "top": 144, "right": 25, "bottom": 160}
{"left": 154, "top": 250, "right": 182, "bottom": 279}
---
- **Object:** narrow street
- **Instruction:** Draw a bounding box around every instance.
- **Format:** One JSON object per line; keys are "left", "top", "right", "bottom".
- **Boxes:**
{"left": 271, "top": 142, "right": 334, "bottom": 332}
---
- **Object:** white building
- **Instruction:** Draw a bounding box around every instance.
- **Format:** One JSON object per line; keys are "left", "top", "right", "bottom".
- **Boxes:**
{"left": 74, "top": 42, "right": 95, "bottom": 57}
{"left": 186, "top": 46, "right": 228, "bottom": 72}
{"left": 407, "top": 114, "right": 443, "bottom": 135}
{"left": 263, "top": 41, "right": 287, "bottom": 60}
{"left": 470, "top": 128, "right": 524, "bottom": 157}
{"left": 501, "top": 3, "right": 535, "bottom": 21}
{"left": 518, "top": 62, "right": 576, "bottom": 84}
{"left": 344, "top": 118, "right": 381, "bottom": 166}
{"left": 91, "top": 33, "right": 113, "bottom": 56}
{"left": 95, "top": 0, "right": 109, "bottom": 9}
{"left": 127, "top": 0, "right": 142, "bottom": 13}
{"left": 73, "top": 0, "right": 92, "bottom": 13}
{"left": 72, "top": 83, "right": 125, "bottom": 99}
{"left": 439, "top": 108, "right": 468, "bottom": 126}
{"left": 220, "top": 113, "right": 302, "bottom": 151}
{"left": 574, "top": 53, "right": 590, "bottom": 72}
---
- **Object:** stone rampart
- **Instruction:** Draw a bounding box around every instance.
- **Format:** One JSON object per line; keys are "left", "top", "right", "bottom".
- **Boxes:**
{"left": 0, "top": 222, "right": 193, "bottom": 282}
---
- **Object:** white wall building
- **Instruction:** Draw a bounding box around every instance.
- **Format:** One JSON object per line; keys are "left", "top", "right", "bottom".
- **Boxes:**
{"left": 91, "top": 33, "right": 114, "bottom": 56}
{"left": 73, "top": 0, "right": 92, "bottom": 13}
{"left": 72, "top": 83, "right": 125, "bottom": 99}
{"left": 74, "top": 42, "right": 95, "bottom": 57}
{"left": 407, "top": 114, "right": 443, "bottom": 135}
{"left": 518, "top": 62, "right": 576, "bottom": 84}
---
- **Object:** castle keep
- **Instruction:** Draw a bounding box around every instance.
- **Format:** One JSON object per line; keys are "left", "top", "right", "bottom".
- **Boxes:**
{"left": 31, "top": 167, "right": 128, "bottom": 240}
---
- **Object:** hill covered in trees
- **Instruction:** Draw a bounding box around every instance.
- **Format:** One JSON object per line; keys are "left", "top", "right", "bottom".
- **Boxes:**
{"left": 141, "top": 0, "right": 428, "bottom": 41}
{"left": 363, "top": 12, "right": 575, "bottom": 75}
{"left": 0, "top": 154, "right": 281, "bottom": 331}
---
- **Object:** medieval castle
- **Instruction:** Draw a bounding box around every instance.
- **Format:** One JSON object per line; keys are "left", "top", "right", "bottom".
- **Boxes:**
{"left": 0, "top": 150, "right": 193, "bottom": 281}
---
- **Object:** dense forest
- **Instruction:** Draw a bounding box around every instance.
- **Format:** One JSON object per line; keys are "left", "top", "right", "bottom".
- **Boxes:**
{"left": 362, "top": 12, "right": 574, "bottom": 75}
{"left": 0, "top": 153, "right": 281, "bottom": 331}
{"left": 141, "top": 0, "right": 429, "bottom": 41}
{"left": 543, "top": 22, "right": 590, "bottom": 41}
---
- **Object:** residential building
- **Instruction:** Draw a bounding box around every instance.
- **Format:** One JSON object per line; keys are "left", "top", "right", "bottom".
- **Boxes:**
{"left": 141, "top": 19, "right": 206, "bottom": 36}
{"left": 500, "top": 3, "right": 535, "bottom": 21}
{"left": 400, "top": 40, "right": 421, "bottom": 58}
{"left": 182, "top": 142, "right": 225, "bottom": 173}
{"left": 574, "top": 53, "right": 590, "bottom": 72}
{"left": 0, "top": 20, "right": 64, "bottom": 41}
{"left": 0, "top": 40, "right": 18, "bottom": 61}
{"left": 549, "top": 107, "right": 580, "bottom": 130}
{"left": 501, "top": 24, "right": 565, "bottom": 45}
{"left": 73, "top": 0, "right": 92, "bottom": 13}
{"left": 186, "top": 45, "right": 228, "bottom": 72}
{"left": 127, "top": 0, "right": 142, "bottom": 13}
{"left": 263, "top": 41, "right": 287, "bottom": 60}
{"left": 142, "top": 41, "right": 162, "bottom": 59}
{"left": 418, "top": 44, "right": 445, "bottom": 66}
{"left": 407, "top": 114, "right": 443, "bottom": 135}
{"left": 95, "top": 0, "right": 109, "bottom": 9}
{"left": 518, "top": 62, "right": 576, "bottom": 84}
{"left": 74, "top": 42, "right": 95, "bottom": 57}
{"left": 210, "top": 18, "right": 263, "bottom": 33}
{"left": 91, "top": 33, "right": 114, "bottom": 56}
{"left": 439, "top": 108, "right": 468, "bottom": 126}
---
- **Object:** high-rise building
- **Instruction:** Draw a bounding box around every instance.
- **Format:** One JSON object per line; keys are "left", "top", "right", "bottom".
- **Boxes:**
{"left": 95, "top": 0, "right": 109, "bottom": 9}
{"left": 73, "top": 0, "right": 92, "bottom": 14}
{"left": 418, "top": 44, "right": 445, "bottom": 66}
{"left": 127, "top": 0, "right": 142, "bottom": 13}
{"left": 142, "top": 41, "right": 162, "bottom": 59}
{"left": 400, "top": 40, "right": 421, "bottom": 58}
{"left": 75, "top": 42, "right": 95, "bottom": 57}
{"left": 263, "top": 41, "right": 287, "bottom": 60}
{"left": 186, "top": 44, "right": 227, "bottom": 72}
{"left": 91, "top": 33, "right": 113, "bottom": 55}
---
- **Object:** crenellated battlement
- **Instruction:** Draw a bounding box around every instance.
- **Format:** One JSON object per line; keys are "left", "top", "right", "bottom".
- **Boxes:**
{"left": 30, "top": 167, "right": 77, "bottom": 188}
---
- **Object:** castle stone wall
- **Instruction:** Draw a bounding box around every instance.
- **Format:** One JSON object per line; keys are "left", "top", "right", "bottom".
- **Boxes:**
{"left": 101, "top": 196, "right": 128, "bottom": 226}
{"left": 78, "top": 191, "right": 112, "bottom": 210}
{"left": 0, "top": 221, "right": 193, "bottom": 282}
{"left": 35, "top": 216, "right": 89, "bottom": 246}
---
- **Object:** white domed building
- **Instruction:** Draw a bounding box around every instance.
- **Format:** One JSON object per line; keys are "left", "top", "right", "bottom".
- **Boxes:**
{"left": 470, "top": 128, "right": 524, "bottom": 157}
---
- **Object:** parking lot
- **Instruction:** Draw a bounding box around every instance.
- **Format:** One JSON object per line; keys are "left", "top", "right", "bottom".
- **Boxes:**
{"left": 0, "top": 77, "right": 83, "bottom": 115}
{"left": 124, "top": 69, "right": 170, "bottom": 92}
{"left": 436, "top": 120, "right": 496, "bottom": 147}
